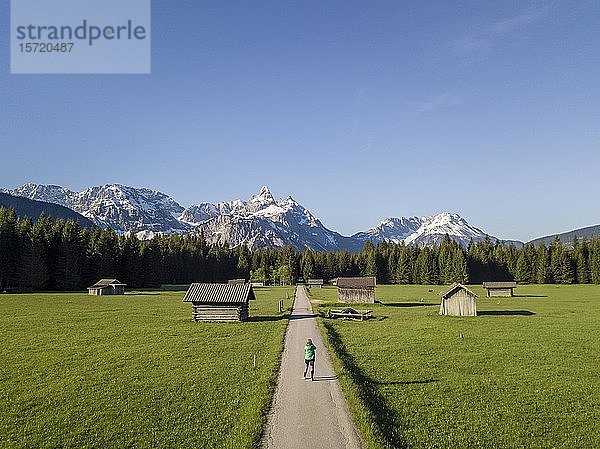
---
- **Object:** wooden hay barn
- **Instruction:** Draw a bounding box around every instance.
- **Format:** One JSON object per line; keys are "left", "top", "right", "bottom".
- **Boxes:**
{"left": 183, "top": 283, "right": 255, "bottom": 322}
{"left": 439, "top": 283, "right": 477, "bottom": 317}
{"left": 87, "top": 279, "right": 126, "bottom": 296}
{"left": 337, "top": 277, "right": 376, "bottom": 304}
{"left": 483, "top": 281, "right": 517, "bottom": 297}
{"left": 307, "top": 278, "right": 324, "bottom": 288}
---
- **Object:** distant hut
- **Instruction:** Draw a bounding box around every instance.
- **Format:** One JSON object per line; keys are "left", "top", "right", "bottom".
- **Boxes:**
{"left": 439, "top": 283, "right": 477, "bottom": 317}
{"left": 337, "top": 277, "right": 376, "bottom": 303}
{"left": 249, "top": 279, "right": 265, "bottom": 287}
{"left": 307, "top": 279, "right": 324, "bottom": 289}
{"left": 483, "top": 281, "right": 517, "bottom": 297}
{"left": 228, "top": 279, "right": 246, "bottom": 285}
{"left": 182, "top": 283, "right": 255, "bottom": 322}
{"left": 87, "top": 279, "right": 126, "bottom": 296}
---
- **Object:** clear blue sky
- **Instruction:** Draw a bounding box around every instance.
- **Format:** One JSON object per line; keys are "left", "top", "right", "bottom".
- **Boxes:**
{"left": 2, "top": 1, "right": 599, "bottom": 242}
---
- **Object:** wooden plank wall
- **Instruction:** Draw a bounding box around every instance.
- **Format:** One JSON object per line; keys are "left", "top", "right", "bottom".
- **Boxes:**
{"left": 191, "top": 303, "right": 249, "bottom": 322}
{"left": 440, "top": 290, "right": 477, "bottom": 316}
{"left": 488, "top": 288, "right": 513, "bottom": 297}
{"left": 338, "top": 288, "right": 375, "bottom": 304}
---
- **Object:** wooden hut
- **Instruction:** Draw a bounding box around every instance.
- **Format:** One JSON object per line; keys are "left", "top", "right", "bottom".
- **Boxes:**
{"left": 87, "top": 279, "right": 126, "bottom": 296}
{"left": 336, "top": 277, "right": 376, "bottom": 303}
{"left": 439, "top": 283, "right": 477, "bottom": 316}
{"left": 228, "top": 279, "right": 246, "bottom": 285}
{"left": 182, "top": 283, "right": 254, "bottom": 322}
{"left": 249, "top": 279, "right": 265, "bottom": 287}
{"left": 307, "top": 279, "right": 324, "bottom": 288}
{"left": 483, "top": 281, "right": 517, "bottom": 297}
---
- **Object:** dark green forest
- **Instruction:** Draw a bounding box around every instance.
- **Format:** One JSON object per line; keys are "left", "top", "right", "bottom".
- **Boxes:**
{"left": 1, "top": 207, "right": 600, "bottom": 291}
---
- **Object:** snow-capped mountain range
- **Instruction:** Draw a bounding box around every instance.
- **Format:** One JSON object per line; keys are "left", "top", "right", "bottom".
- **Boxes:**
{"left": 3, "top": 183, "right": 188, "bottom": 234}
{"left": 1, "top": 183, "right": 506, "bottom": 251}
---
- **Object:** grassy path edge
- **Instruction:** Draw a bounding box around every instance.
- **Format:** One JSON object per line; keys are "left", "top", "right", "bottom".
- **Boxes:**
{"left": 254, "top": 291, "right": 295, "bottom": 448}
{"left": 316, "top": 319, "right": 410, "bottom": 449}
{"left": 307, "top": 285, "right": 406, "bottom": 449}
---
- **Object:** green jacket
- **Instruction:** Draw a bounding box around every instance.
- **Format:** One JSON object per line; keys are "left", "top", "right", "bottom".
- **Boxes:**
{"left": 304, "top": 343, "right": 316, "bottom": 360}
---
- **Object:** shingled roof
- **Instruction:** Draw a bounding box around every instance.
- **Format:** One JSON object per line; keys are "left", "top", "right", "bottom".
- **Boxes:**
{"left": 336, "top": 277, "right": 376, "bottom": 289}
{"left": 440, "top": 283, "right": 477, "bottom": 299}
{"left": 88, "top": 278, "right": 126, "bottom": 289}
{"left": 483, "top": 282, "right": 517, "bottom": 289}
{"left": 182, "top": 283, "right": 255, "bottom": 304}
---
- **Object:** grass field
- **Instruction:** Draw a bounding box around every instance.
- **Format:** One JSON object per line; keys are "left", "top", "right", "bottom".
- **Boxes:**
{"left": 0, "top": 286, "right": 294, "bottom": 449}
{"left": 309, "top": 284, "right": 600, "bottom": 449}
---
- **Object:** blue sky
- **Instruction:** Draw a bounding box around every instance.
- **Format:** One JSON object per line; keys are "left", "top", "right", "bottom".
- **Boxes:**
{"left": 2, "top": 1, "right": 599, "bottom": 242}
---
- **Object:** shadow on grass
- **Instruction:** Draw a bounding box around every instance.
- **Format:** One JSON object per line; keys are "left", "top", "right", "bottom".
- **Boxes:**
{"left": 384, "top": 302, "right": 438, "bottom": 308}
{"left": 289, "top": 313, "right": 317, "bottom": 320}
{"left": 324, "top": 322, "right": 410, "bottom": 449}
{"left": 125, "top": 292, "right": 161, "bottom": 296}
{"left": 247, "top": 314, "right": 289, "bottom": 322}
{"left": 374, "top": 379, "right": 437, "bottom": 386}
{"left": 513, "top": 294, "right": 547, "bottom": 298}
{"left": 478, "top": 310, "right": 535, "bottom": 316}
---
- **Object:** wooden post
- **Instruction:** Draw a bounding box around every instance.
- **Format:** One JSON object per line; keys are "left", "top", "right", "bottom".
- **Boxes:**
{"left": 253, "top": 354, "right": 257, "bottom": 368}
{"left": 278, "top": 299, "right": 283, "bottom": 313}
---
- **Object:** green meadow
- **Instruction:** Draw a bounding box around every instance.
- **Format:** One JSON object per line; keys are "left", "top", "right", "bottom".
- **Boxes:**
{"left": 309, "top": 284, "right": 600, "bottom": 449}
{"left": 0, "top": 286, "right": 294, "bottom": 449}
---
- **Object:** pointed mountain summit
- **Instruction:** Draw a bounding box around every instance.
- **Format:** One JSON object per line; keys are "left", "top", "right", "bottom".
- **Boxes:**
{"left": 183, "top": 187, "right": 356, "bottom": 251}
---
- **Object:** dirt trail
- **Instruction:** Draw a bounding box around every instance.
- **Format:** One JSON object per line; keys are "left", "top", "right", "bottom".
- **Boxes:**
{"left": 261, "top": 286, "right": 363, "bottom": 449}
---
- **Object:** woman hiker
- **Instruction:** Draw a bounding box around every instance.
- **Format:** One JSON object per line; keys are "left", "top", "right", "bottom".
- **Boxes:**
{"left": 303, "top": 338, "right": 316, "bottom": 380}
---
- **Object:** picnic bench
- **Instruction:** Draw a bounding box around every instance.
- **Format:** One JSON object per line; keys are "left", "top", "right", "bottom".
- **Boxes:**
{"left": 327, "top": 308, "right": 373, "bottom": 321}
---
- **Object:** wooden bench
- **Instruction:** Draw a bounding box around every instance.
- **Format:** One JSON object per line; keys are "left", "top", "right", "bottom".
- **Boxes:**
{"left": 327, "top": 309, "right": 373, "bottom": 321}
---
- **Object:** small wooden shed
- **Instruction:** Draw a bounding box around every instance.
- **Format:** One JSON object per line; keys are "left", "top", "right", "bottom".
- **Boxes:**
{"left": 337, "top": 277, "right": 376, "bottom": 303}
{"left": 439, "top": 283, "right": 477, "bottom": 317}
{"left": 483, "top": 281, "right": 517, "bottom": 297}
{"left": 307, "top": 279, "right": 324, "bottom": 288}
{"left": 182, "top": 283, "right": 255, "bottom": 322}
{"left": 87, "top": 279, "right": 126, "bottom": 296}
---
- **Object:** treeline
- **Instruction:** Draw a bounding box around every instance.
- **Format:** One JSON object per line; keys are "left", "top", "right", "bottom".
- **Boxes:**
{"left": 1, "top": 207, "right": 600, "bottom": 291}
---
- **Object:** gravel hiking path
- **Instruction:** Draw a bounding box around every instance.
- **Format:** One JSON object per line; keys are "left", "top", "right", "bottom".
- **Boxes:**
{"left": 261, "top": 286, "right": 363, "bottom": 449}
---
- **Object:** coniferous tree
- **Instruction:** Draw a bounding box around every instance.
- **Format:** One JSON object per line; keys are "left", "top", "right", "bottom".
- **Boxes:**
{"left": 0, "top": 208, "right": 20, "bottom": 289}
{"left": 54, "top": 219, "right": 84, "bottom": 290}
{"left": 451, "top": 247, "right": 469, "bottom": 284}
{"left": 589, "top": 239, "right": 600, "bottom": 284}
{"left": 393, "top": 245, "right": 412, "bottom": 284}
{"left": 515, "top": 243, "right": 536, "bottom": 284}
{"left": 119, "top": 234, "right": 143, "bottom": 287}
{"left": 535, "top": 243, "right": 550, "bottom": 284}
{"left": 18, "top": 216, "right": 50, "bottom": 290}
{"left": 438, "top": 235, "right": 454, "bottom": 284}
{"left": 574, "top": 238, "right": 590, "bottom": 284}
{"left": 300, "top": 249, "right": 315, "bottom": 281}
{"left": 551, "top": 245, "right": 575, "bottom": 284}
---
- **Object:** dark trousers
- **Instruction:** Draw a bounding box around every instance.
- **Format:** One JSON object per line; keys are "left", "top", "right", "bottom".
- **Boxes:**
{"left": 304, "top": 358, "right": 315, "bottom": 379}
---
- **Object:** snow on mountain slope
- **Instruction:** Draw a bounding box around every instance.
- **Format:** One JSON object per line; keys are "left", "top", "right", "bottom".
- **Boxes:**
{"left": 352, "top": 217, "right": 423, "bottom": 243}
{"left": 356, "top": 212, "right": 492, "bottom": 248}
{"left": 186, "top": 187, "right": 357, "bottom": 251}
{"left": 2, "top": 183, "right": 188, "bottom": 233}
{"left": 3, "top": 183, "right": 507, "bottom": 250}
